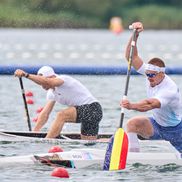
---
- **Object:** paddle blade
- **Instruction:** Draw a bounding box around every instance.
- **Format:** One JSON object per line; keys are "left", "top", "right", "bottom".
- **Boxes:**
{"left": 103, "top": 128, "right": 128, "bottom": 170}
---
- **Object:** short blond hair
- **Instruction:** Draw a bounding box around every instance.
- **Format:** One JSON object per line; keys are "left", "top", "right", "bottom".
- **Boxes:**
{"left": 148, "top": 58, "right": 165, "bottom": 67}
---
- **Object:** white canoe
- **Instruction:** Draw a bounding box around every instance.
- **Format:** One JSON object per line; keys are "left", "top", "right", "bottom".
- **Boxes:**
{"left": 0, "top": 148, "right": 181, "bottom": 169}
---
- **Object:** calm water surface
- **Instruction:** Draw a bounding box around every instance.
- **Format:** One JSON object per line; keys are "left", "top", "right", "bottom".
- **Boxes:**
{"left": 0, "top": 29, "right": 182, "bottom": 181}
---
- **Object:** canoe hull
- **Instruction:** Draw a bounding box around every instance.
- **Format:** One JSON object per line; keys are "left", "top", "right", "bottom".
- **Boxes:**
{"left": 0, "top": 148, "right": 181, "bottom": 168}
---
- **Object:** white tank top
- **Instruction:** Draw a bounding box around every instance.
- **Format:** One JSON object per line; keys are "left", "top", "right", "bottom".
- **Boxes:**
{"left": 137, "top": 63, "right": 182, "bottom": 126}
{"left": 46, "top": 75, "right": 97, "bottom": 106}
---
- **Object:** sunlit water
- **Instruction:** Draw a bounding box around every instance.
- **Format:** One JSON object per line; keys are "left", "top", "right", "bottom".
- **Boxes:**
{"left": 0, "top": 29, "right": 182, "bottom": 181}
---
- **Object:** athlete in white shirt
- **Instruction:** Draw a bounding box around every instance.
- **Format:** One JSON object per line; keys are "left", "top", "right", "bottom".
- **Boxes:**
{"left": 120, "top": 22, "right": 182, "bottom": 152}
{"left": 14, "top": 66, "right": 102, "bottom": 140}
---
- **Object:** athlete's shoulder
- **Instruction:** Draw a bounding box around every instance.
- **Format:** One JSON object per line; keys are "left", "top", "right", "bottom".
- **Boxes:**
{"left": 164, "top": 75, "right": 177, "bottom": 87}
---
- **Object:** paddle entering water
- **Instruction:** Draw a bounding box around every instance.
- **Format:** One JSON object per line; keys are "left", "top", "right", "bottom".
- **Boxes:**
{"left": 19, "top": 77, "right": 32, "bottom": 131}
{"left": 103, "top": 27, "right": 137, "bottom": 170}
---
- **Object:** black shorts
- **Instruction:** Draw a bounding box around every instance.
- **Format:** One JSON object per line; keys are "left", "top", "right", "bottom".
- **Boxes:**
{"left": 75, "top": 102, "right": 103, "bottom": 136}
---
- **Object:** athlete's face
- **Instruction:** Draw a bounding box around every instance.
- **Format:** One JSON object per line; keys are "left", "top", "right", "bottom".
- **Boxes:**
{"left": 145, "top": 71, "right": 164, "bottom": 87}
{"left": 38, "top": 74, "right": 53, "bottom": 90}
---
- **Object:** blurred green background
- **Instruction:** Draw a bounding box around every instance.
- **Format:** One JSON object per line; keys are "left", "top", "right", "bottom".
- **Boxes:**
{"left": 0, "top": 0, "right": 181, "bottom": 29}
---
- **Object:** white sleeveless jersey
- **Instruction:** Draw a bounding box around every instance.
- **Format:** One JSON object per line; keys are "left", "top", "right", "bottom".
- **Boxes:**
{"left": 137, "top": 63, "right": 182, "bottom": 126}
{"left": 46, "top": 75, "right": 97, "bottom": 106}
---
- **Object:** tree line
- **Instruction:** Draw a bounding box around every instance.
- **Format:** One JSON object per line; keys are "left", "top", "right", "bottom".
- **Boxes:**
{"left": 0, "top": 0, "right": 181, "bottom": 29}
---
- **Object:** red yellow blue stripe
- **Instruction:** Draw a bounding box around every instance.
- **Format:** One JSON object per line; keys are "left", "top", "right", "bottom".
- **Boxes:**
{"left": 109, "top": 128, "right": 128, "bottom": 170}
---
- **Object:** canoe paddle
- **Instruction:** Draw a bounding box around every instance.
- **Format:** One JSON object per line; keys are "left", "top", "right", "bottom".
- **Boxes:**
{"left": 103, "top": 26, "right": 137, "bottom": 170}
{"left": 19, "top": 77, "right": 32, "bottom": 131}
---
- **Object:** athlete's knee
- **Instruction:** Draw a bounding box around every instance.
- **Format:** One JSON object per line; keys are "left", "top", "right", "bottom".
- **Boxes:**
{"left": 126, "top": 118, "right": 142, "bottom": 132}
{"left": 56, "top": 110, "right": 66, "bottom": 122}
{"left": 56, "top": 108, "right": 76, "bottom": 123}
{"left": 126, "top": 119, "right": 136, "bottom": 132}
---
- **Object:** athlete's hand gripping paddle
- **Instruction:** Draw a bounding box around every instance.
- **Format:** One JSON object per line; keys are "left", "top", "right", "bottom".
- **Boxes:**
{"left": 103, "top": 26, "right": 137, "bottom": 170}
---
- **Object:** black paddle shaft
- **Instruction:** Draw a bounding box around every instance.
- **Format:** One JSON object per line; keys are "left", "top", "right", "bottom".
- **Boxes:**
{"left": 19, "top": 77, "right": 32, "bottom": 131}
{"left": 120, "top": 29, "right": 137, "bottom": 128}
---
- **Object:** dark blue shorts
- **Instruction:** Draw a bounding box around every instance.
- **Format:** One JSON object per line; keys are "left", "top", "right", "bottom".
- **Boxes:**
{"left": 149, "top": 117, "right": 182, "bottom": 152}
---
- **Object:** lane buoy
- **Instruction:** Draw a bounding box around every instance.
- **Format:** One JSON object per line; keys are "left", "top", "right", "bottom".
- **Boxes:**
{"left": 25, "top": 91, "right": 33, "bottom": 97}
{"left": 32, "top": 117, "right": 38, "bottom": 122}
{"left": 36, "top": 107, "right": 44, "bottom": 113}
{"left": 48, "top": 146, "right": 63, "bottom": 153}
{"left": 51, "top": 167, "right": 69, "bottom": 178}
{"left": 26, "top": 99, "right": 34, "bottom": 104}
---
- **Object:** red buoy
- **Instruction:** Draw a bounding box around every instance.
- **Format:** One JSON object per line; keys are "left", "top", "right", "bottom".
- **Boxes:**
{"left": 25, "top": 91, "right": 33, "bottom": 97}
{"left": 32, "top": 117, "right": 38, "bottom": 122}
{"left": 51, "top": 167, "right": 69, "bottom": 178}
{"left": 26, "top": 99, "right": 34, "bottom": 104}
{"left": 36, "top": 107, "right": 44, "bottom": 113}
{"left": 48, "top": 146, "right": 63, "bottom": 153}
